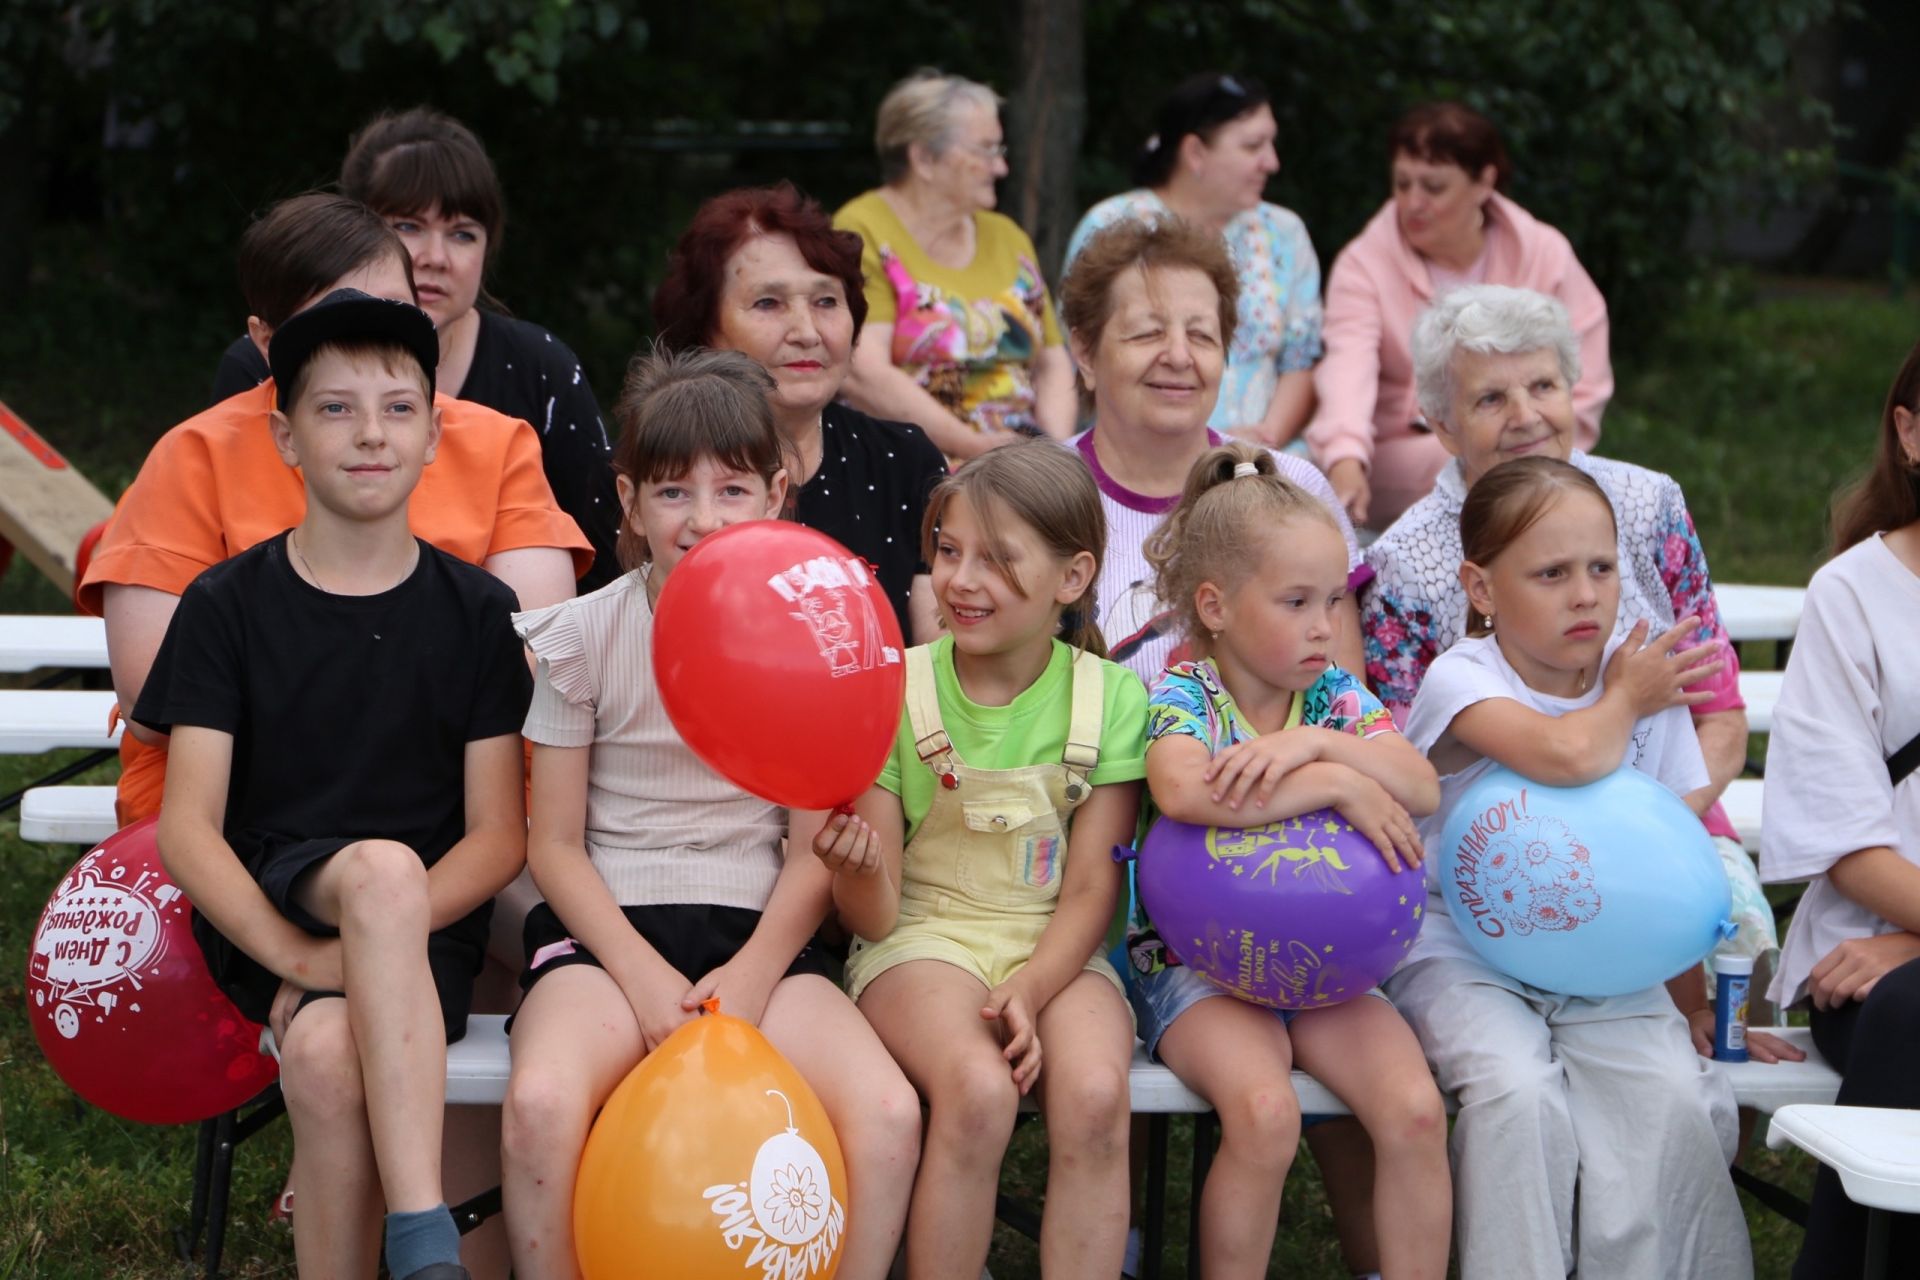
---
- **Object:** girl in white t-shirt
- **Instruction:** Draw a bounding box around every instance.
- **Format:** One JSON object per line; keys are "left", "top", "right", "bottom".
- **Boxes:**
{"left": 1392, "top": 456, "right": 1750, "bottom": 1279}
{"left": 1761, "top": 338, "right": 1920, "bottom": 1275}
{"left": 498, "top": 349, "right": 918, "bottom": 1280}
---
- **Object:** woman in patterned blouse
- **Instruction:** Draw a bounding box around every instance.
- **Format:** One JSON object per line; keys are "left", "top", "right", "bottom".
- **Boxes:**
{"left": 1065, "top": 72, "right": 1323, "bottom": 449}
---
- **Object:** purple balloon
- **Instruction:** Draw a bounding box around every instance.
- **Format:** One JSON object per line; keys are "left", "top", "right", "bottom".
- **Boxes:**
{"left": 1135, "top": 811, "right": 1425, "bottom": 1010}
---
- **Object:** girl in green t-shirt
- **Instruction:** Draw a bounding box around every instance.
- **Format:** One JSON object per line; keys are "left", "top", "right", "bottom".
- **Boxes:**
{"left": 820, "top": 441, "right": 1146, "bottom": 1280}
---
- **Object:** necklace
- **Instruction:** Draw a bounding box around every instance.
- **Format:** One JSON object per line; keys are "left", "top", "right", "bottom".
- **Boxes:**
{"left": 289, "top": 531, "right": 413, "bottom": 596}
{"left": 288, "top": 531, "right": 332, "bottom": 594}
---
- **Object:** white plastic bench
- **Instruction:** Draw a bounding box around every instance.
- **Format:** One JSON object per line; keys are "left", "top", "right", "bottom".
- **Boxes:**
{"left": 20, "top": 784, "right": 118, "bottom": 843}
{"left": 1740, "top": 670, "right": 1781, "bottom": 735}
{"left": 1719, "top": 584, "right": 1807, "bottom": 644}
{"left": 0, "top": 690, "right": 119, "bottom": 754}
{"left": 0, "top": 616, "right": 109, "bottom": 673}
{"left": 1767, "top": 1104, "right": 1920, "bottom": 1278}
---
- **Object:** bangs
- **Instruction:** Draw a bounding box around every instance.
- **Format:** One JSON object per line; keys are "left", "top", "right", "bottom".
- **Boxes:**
{"left": 921, "top": 480, "right": 1031, "bottom": 598}
{"left": 624, "top": 383, "right": 785, "bottom": 487}
{"left": 364, "top": 141, "right": 504, "bottom": 241}
{"left": 286, "top": 339, "right": 430, "bottom": 406}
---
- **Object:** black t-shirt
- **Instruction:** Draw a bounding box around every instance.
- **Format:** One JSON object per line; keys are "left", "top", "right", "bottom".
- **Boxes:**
{"left": 211, "top": 311, "right": 623, "bottom": 593}
{"left": 797, "top": 403, "right": 948, "bottom": 633}
{"left": 133, "top": 532, "right": 533, "bottom": 870}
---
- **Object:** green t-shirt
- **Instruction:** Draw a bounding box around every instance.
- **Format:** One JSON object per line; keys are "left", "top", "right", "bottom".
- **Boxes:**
{"left": 878, "top": 635, "right": 1149, "bottom": 842}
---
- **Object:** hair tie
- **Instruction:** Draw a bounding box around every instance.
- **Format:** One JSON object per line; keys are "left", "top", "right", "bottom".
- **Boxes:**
{"left": 1232, "top": 461, "right": 1258, "bottom": 479}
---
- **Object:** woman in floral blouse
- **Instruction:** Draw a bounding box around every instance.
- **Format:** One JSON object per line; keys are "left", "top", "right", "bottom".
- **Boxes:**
{"left": 1065, "top": 71, "right": 1322, "bottom": 448}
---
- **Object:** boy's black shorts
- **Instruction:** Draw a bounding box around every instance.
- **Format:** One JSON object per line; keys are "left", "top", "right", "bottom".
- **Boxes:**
{"left": 193, "top": 834, "right": 489, "bottom": 1044}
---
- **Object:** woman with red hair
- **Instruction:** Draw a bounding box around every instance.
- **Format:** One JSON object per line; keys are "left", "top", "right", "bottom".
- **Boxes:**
{"left": 655, "top": 182, "right": 948, "bottom": 641}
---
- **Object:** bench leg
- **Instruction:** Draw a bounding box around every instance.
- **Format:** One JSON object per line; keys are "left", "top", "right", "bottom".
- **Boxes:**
{"left": 1865, "top": 1207, "right": 1889, "bottom": 1280}
{"left": 1189, "top": 1112, "right": 1218, "bottom": 1279}
{"left": 1140, "top": 1114, "right": 1168, "bottom": 1280}
{"left": 176, "top": 1116, "right": 219, "bottom": 1262}
{"left": 202, "top": 1108, "right": 238, "bottom": 1279}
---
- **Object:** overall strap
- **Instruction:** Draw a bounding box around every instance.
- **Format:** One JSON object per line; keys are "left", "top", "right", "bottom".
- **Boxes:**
{"left": 904, "top": 646, "right": 955, "bottom": 779}
{"left": 1891, "top": 728, "right": 1920, "bottom": 788}
{"left": 1061, "top": 649, "right": 1104, "bottom": 799}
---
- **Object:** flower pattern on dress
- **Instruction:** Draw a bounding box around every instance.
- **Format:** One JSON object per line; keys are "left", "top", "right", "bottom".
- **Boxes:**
{"left": 1065, "top": 192, "right": 1323, "bottom": 431}
{"left": 1131, "top": 659, "right": 1398, "bottom": 973}
{"left": 877, "top": 244, "right": 1051, "bottom": 436}
{"left": 1361, "top": 452, "right": 1740, "bottom": 724}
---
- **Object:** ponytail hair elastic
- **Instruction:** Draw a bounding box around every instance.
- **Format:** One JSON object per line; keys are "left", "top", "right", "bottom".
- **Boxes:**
{"left": 1232, "top": 460, "right": 1259, "bottom": 479}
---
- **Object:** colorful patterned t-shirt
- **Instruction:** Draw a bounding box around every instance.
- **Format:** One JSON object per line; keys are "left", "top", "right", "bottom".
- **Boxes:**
{"left": 835, "top": 190, "right": 1064, "bottom": 439}
{"left": 1127, "top": 659, "right": 1396, "bottom": 974}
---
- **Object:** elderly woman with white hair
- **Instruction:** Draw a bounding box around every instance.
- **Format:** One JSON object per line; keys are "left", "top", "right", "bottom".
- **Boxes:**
{"left": 1365, "top": 283, "right": 1789, "bottom": 1277}
{"left": 835, "top": 69, "right": 1076, "bottom": 459}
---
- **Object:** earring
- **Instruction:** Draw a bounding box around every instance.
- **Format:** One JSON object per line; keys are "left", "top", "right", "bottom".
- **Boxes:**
{"left": 1483, "top": 613, "right": 1494, "bottom": 631}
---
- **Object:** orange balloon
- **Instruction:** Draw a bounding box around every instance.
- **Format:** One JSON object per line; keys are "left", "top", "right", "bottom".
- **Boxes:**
{"left": 574, "top": 1007, "right": 848, "bottom": 1280}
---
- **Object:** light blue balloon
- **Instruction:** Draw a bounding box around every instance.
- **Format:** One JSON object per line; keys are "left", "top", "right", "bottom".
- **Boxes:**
{"left": 1436, "top": 765, "right": 1734, "bottom": 997}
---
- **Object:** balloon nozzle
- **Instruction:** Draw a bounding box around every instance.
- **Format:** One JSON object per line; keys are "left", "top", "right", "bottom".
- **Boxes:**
{"left": 1111, "top": 843, "right": 1138, "bottom": 864}
{"left": 1715, "top": 919, "right": 1739, "bottom": 942}
{"left": 700, "top": 997, "right": 721, "bottom": 1015}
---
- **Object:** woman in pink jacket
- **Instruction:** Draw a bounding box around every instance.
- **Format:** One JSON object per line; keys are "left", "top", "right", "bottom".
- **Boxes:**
{"left": 1306, "top": 102, "right": 1610, "bottom": 529}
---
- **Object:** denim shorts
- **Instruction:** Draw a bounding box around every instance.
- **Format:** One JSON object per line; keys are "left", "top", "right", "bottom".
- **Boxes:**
{"left": 1127, "top": 962, "right": 1388, "bottom": 1062}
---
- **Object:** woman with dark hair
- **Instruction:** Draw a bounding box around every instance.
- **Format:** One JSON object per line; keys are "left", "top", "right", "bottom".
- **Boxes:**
{"left": 1762, "top": 339, "right": 1920, "bottom": 1278}
{"left": 654, "top": 182, "right": 948, "bottom": 641}
{"left": 212, "top": 107, "right": 622, "bottom": 590}
{"left": 1305, "top": 101, "right": 1611, "bottom": 529}
{"left": 1065, "top": 72, "right": 1322, "bottom": 449}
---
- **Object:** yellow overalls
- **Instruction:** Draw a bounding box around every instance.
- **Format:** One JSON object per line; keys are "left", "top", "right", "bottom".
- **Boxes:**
{"left": 845, "top": 645, "right": 1125, "bottom": 1001}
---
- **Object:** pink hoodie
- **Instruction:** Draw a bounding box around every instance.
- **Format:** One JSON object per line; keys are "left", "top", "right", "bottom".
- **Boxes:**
{"left": 1305, "top": 191, "right": 1611, "bottom": 527}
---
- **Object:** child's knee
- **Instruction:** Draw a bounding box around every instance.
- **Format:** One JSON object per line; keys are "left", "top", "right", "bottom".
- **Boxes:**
{"left": 335, "top": 839, "right": 430, "bottom": 925}
{"left": 1046, "top": 1062, "right": 1129, "bottom": 1157}
{"left": 280, "top": 1009, "right": 364, "bottom": 1120}
{"left": 1219, "top": 1081, "right": 1303, "bottom": 1161}
{"left": 501, "top": 1067, "right": 593, "bottom": 1167}
{"left": 1370, "top": 1079, "right": 1448, "bottom": 1155}
{"left": 930, "top": 1058, "right": 1020, "bottom": 1146}
{"left": 841, "top": 1074, "right": 923, "bottom": 1169}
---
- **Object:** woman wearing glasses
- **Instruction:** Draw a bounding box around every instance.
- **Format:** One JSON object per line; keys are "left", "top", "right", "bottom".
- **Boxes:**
{"left": 1064, "top": 73, "right": 1323, "bottom": 452}
{"left": 835, "top": 69, "right": 1077, "bottom": 459}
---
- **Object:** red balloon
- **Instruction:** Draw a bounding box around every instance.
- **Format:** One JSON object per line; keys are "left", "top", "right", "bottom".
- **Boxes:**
{"left": 654, "top": 523, "right": 906, "bottom": 810}
{"left": 26, "top": 817, "right": 280, "bottom": 1124}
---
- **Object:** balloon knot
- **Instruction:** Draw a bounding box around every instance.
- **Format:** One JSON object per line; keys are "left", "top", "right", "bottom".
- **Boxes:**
{"left": 1716, "top": 919, "right": 1739, "bottom": 942}
{"left": 1111, "top": 843, "right": 1138, "bottom": 864}
{"left": 700, "top": 997, "right": 721, "bottom": 1015}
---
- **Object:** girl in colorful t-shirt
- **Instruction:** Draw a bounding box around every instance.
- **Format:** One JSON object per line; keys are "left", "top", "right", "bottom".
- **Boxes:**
{"left": 826, "top": 440, "right": 1146, "bottom": 1279}
{"left": 498, "top": 350, "right": 918, "bottom": 1280}
{"left": 1132, "top": 441, "right": 1451, "bottom": 1279}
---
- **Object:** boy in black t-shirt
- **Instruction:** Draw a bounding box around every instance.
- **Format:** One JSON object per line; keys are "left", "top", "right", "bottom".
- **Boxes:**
{"left": 141, "top": 290, "right": 531, "bottom": 1280}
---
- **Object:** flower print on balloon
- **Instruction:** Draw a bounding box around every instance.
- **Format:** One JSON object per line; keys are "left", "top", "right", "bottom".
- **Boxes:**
{"left": 1479, "top": 816, "right": 1601, "bottom": 936}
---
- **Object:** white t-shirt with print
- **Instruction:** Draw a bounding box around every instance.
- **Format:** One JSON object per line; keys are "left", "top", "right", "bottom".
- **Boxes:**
{"left": 1401, "top": 633, "right": 1710, "bottom": 967}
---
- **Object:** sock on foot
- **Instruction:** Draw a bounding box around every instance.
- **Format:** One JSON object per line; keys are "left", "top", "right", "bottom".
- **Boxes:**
{"left": 385, "top": 1204, "right": 461, "bottom": 1278}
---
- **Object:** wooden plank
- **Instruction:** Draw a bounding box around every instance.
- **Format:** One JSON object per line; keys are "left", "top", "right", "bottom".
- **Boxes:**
{"left": 0, "top": 401, "right": 115, "bottom": 597}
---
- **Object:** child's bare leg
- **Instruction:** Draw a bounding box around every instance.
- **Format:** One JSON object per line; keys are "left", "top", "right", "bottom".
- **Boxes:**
{"left": 500, "top": 965, "right": 644, "bottom": 1279}
{"left": 279, "top": 997, "right": 385, "bottom": 1276}
{"left": 293, "top": 840, "right": 447, "bottom": 1212}
{"left": 762, "top": 974, "right": 920, "bottom": 1280}
{"left": 1291, "top": 998, "right": 1451, "bottom": 1280}
{"left": 1303, "top": 1119, "right": 1379, "bottom": 1274}
{"left": 1033, "top": 972, "right": 1132, "bottom": 1280}
{"left": 1153, "top": 995, "right": 1301, "bottom": 1280}
{"left": 858, "top": 961, "right": 1016, "bottom": 1280}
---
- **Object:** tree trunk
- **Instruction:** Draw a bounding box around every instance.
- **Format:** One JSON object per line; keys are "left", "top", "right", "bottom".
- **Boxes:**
{"left": 1005, "top": 0, "right": 1084, "bottom": 283}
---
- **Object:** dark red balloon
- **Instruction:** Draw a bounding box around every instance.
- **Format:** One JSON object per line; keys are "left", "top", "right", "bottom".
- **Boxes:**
{"left": 26, "top": 817, "right": 279, "bottom": 1124}
{"left": 654, "top": 523, "right": 906, "bottom": 810}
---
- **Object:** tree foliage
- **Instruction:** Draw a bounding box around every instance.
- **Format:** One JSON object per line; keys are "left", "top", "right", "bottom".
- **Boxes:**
{"left": 3, "top": 0, "right": 1835, "bottom": 458}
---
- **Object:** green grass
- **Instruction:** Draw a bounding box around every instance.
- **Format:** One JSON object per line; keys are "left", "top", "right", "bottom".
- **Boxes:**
{"left": 4, "top": 277, "right": 1907, "bottom": 1276}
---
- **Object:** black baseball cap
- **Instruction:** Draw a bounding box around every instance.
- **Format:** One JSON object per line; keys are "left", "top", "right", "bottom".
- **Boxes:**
{"left": 268, "top": 288, "right": 439, "bottom": 407}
